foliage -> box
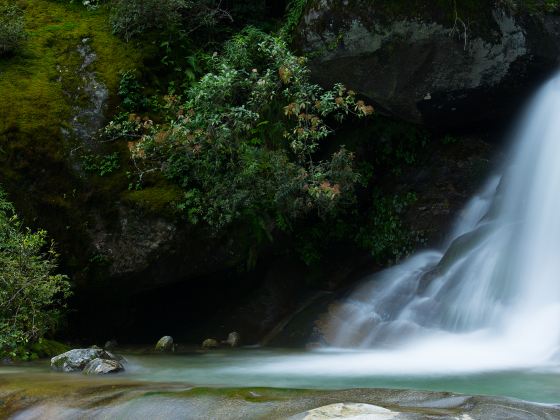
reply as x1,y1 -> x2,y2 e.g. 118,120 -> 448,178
30,338 -> 69,359
110,0 -> 231,42
281,0 -> 308,42
0,3 -> 26,57
82,152 -> 121,176
0,190 -> 71,360
356,192 -> 420,263
118,70 -> 150,111
293,191 -> 421,266
106,28 -> 372,234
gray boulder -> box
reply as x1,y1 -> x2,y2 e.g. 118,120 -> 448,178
292,403 -> 400,420
202,338 -> 219,349
104,339 -> 118,350
155,336 -> 174,352
83,358 -> 124,375
51,348 -> 119,372
224,332 -> 241,347
297,1 -> 560,128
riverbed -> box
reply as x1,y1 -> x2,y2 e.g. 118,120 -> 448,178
1,349 -> 559,419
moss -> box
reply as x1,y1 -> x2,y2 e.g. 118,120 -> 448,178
0,0 -> 146,280
0,0 -> 141,132
30,339 -> 69,358
122,185 -> 184,215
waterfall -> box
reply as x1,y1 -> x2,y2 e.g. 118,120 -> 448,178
320,75 -> 560,369
216,76 -> 560,378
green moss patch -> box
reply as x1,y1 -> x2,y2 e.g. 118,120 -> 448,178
0,0 -> 141,136
0,0 -> 144,274
122,186 -> 184,215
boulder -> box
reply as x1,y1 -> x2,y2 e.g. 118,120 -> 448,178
201,338 -> 220,349
297,1 -> 560,128
224,332 -> 241,347
83,358 -> 124,375
51,348 -> 119,372
104,339 -> 118,350
155,336 -> 174,352
292,402 -> 400,420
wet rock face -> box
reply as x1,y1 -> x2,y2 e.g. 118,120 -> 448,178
83,358 -> 124,375
297,1 -> 560,128
86,205 -> 243,291
59,37 -> 109,144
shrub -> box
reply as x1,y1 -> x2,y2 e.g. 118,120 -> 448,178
0,4 -> 26,57
110,0 -> 230,42
0,190 -> 71,360
105,28 -> 372,234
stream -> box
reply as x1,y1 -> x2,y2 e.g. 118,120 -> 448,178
1,350 -> 560,418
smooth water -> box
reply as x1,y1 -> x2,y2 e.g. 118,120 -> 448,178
127,351 -> 560,403
2,350 -> 560,404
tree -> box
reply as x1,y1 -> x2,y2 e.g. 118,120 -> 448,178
0,190 -> 71,359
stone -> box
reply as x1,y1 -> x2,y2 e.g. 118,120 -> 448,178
305,342 -> 322,350
155,336 -> 174,352
202,338 -> 219,349
297,1 -> 560,129
293,403 -> 400,420
104,339 -> 118,350
224,332 -> 241,347
51,349 -> 119,373
83,358 -> 124,375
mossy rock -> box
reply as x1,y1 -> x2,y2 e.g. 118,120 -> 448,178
122,186 -> 184,216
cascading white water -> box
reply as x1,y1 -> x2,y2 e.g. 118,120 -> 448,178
321,75 -> 560,364
239,75 -> 560,377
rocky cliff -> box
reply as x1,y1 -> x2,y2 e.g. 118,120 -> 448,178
297,0 -> 560,128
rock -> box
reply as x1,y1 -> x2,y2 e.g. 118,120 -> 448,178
104,339 -> 118,350
305,342 -> 322,350
83,358 -> 124,375
51,348 -> 119,373
224,332 -> 241,347
297,1 -> 560,128
155,336 -> 174,352
292,403 -> 400,420
202,338 -> 219,349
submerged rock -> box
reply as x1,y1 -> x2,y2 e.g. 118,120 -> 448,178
155,336 -> 174,352
51,348 -> 119,372
292,403 -> 400,420
202,338 -> 220,349
83,358 -> 124,375
224,332 -> 241,347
